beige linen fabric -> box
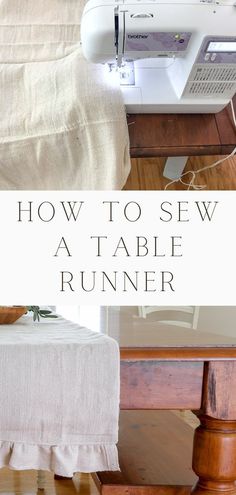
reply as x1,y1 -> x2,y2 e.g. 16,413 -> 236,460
0,0 -> 131,189
0,313 -> 120,476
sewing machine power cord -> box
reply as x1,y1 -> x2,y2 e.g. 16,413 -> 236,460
164,99 -> 236,190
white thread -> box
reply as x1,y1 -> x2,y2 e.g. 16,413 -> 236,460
165,99 -> 236,190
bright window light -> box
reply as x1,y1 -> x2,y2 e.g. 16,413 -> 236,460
56,306 -> 101,332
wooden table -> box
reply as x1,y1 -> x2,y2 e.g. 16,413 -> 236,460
94,308 -> 236,495
128,96 -> 236,178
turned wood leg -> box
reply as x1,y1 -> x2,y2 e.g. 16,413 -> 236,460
192,415 -> 236,495
37,471 -> 46,490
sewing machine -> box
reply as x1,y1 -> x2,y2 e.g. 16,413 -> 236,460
81,0 -> 236,113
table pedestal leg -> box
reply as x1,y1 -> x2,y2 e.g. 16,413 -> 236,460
163,156 -> 188,180
192,415 -> 236,495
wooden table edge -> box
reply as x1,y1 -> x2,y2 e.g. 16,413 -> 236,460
130,145 -> 223,158
120,347 -> 236,360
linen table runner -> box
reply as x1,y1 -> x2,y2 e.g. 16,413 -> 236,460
0,0 -> 131,189
0,314 -> 120,476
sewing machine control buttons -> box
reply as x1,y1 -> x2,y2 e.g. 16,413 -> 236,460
204,53 -> 210,60
211,53 -> 216,60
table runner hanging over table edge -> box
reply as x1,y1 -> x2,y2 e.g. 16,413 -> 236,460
0,313 -> 120,476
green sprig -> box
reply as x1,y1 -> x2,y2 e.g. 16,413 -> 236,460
26,306 -> 58,322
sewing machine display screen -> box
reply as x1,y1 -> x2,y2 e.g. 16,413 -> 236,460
207,42 -> 236,53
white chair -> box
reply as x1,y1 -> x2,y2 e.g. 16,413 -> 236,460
138,306 -> 200,330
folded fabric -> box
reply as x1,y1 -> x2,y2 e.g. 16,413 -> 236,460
0,313 -> 120,476
0,0 -> 131,189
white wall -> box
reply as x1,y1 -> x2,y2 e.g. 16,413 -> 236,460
197,307 -> 236,337
54,305 -> 236,338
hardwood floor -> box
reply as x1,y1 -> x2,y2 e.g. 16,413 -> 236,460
174,410 -> 199,429
124,155 -> 236,190
0,412 -> 198,494
0,469 -> 98,494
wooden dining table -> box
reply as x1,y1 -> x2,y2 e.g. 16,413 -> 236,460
93,308 -> 236,495
127,96 -> 236,179
128,96 -> 236,158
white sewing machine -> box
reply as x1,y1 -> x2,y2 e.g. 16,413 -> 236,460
81,0 -> 236,113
